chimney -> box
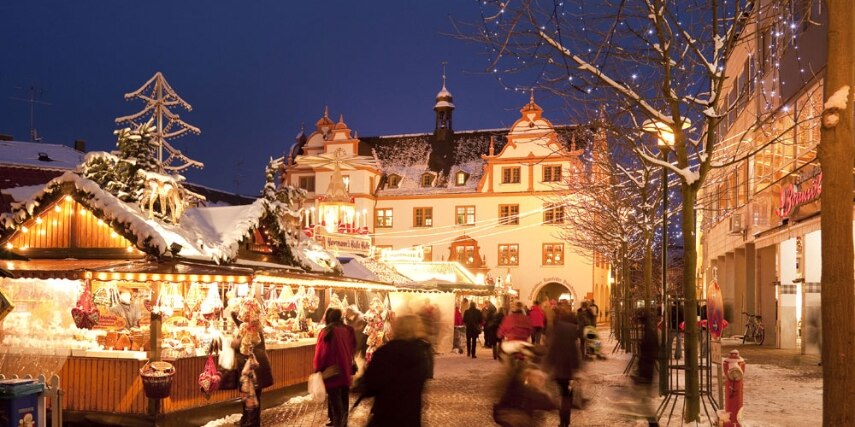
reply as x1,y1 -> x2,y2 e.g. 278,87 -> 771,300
73,139 -> 86,152
0,134 -> 13,141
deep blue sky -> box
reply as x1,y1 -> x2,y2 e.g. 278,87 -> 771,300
0,1 -> 570,195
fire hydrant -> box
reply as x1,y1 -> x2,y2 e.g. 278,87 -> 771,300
721,349 -> 746,427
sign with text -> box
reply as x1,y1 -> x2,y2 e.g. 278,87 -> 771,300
776,169 -> 822,219
317,228 -> 372,255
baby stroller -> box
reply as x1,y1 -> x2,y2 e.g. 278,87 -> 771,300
583,325 -> 607,360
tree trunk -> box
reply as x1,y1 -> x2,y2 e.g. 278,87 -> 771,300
820,2 -> 855,425
681,188 -> 700,422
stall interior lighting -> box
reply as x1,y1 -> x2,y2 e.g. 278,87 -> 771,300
90,271 -> 249,283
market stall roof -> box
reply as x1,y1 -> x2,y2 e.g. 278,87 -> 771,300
0,171 -> 342,274
254,269 -> 397,291
387,261 -> 480,285
0,259 -> 131,280
337,254 -> 413,285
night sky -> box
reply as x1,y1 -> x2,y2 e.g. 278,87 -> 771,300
0,1 -> 570,195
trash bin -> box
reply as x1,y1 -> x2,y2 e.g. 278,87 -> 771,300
0,379 -> 44,427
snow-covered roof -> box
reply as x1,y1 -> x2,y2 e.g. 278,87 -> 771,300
434,100 -> 455,109
435,84 -> 453,100
0,172 -> 340,273
0,140 -> 84,170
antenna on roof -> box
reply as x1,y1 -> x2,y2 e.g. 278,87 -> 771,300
10,85 -> 51,143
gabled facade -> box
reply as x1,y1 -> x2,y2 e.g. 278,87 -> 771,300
284,87 -> 610,312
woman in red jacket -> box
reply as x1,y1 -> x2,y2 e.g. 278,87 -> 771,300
314,308 -> 356,427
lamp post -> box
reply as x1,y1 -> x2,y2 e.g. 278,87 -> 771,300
643,118 -> 687,396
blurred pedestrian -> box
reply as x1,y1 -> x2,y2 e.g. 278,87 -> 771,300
486,305 -> 506,360
668,299 -> 684,360
498,302 -> 532,343
314,308 -> 356,427
631,308 -> 660,426
231,302 -> 274,427
463,301 -> 484,358
544,307 -> 582,427
589,299 -> 600,324
359,315 -> 432,427
528,300 -> 546,345
577,301 -> 594,358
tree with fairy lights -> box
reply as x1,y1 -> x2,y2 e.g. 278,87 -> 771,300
115,72 -> 203,172
462,0 -> 848,422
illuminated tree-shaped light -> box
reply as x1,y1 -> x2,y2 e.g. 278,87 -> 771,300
115,72 -> 203,172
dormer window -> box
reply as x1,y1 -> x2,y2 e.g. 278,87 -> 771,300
387,174 -> 401,189
421,173 -> 434,188
455,171 -> 469,186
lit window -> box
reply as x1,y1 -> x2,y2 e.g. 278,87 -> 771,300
455,171 -> 469,186
414,207 -> 433,227
342,175 -> 350,192
421,174 -> 434,187
375,208 -> 393,228
543,165 -> 562,182
499,204 -> 520,225
502,167 -> 521,184
499,244 -> 519,266
543,243 -> 564,265
455,206 -> 476,225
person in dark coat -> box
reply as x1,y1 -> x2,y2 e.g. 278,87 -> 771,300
544,307 -> 582,427
314,308 -> 356,427
230,311 -> 274,427
485,306 -> 506,360
360,315 -> 431,427
632,308 -> 661,426
463,301 -> 484,358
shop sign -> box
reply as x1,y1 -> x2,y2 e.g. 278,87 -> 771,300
379,247 -> 424,263
776,171 -> 822,219
316,228 -> 372,255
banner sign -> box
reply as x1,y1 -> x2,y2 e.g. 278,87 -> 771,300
316,228 -> 372,255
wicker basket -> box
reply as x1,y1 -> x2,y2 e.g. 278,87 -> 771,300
140,361 -> 175,399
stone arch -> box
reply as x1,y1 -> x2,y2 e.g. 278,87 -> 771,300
529,277 -> 578,306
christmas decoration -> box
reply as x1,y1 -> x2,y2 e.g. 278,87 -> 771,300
115,72 -> 203,172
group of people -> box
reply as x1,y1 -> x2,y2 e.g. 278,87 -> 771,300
313,305 -> 434,427
456,297 -> 601,360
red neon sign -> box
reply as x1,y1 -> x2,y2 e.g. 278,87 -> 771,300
776,172 -> 822,219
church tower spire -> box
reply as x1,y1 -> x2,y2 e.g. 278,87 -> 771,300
434,61 -> 454,133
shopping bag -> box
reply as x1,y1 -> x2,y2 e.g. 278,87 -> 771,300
308,372 -> 326,401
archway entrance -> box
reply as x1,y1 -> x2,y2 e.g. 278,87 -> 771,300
533,281 -> 576,306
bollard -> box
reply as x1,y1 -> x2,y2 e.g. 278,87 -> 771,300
721,349 -> 746,427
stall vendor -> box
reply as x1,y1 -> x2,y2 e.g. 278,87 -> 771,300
110,288 -> 141,329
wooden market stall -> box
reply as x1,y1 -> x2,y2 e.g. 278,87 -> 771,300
0,171 -> 364,425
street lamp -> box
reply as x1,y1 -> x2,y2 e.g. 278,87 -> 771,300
643,118 -> 690,396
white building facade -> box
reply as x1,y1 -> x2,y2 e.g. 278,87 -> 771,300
284,86 -> 610,315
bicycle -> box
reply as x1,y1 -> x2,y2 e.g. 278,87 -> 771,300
741,312 -> 765,345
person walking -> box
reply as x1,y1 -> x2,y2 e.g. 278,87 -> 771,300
589,299 -> 600,324
528,300 -> 546,345
631,308 -> 661,427
668,299 -> 684,360
544,307 -> 582,427
543,299 -> 556,341
485,306 -> 506,360
314,308 -> 356,427
463,301 -> 484,358
498,302 -> 533,343
358,315 -> 432,427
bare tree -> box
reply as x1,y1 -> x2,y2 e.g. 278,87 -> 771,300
819,1 -> 855,424
463,0 -> 760,420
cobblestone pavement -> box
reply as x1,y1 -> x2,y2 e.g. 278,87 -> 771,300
255,336 -> 654,427
223,329 -> 821,427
